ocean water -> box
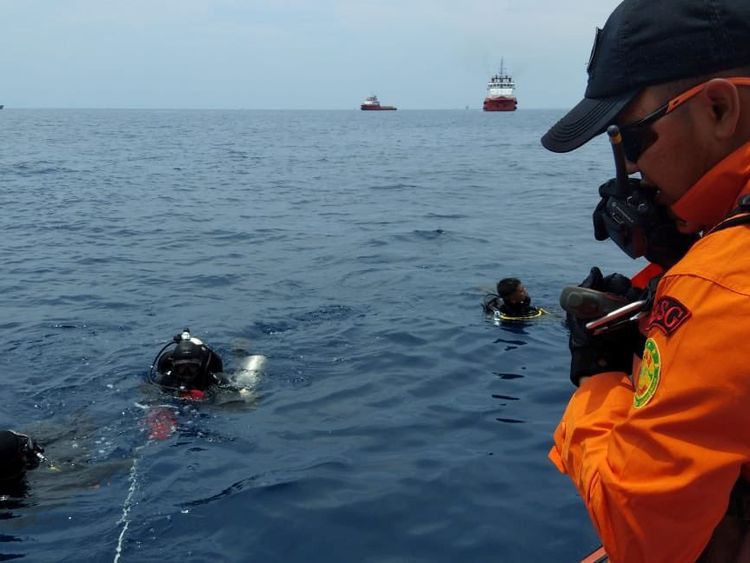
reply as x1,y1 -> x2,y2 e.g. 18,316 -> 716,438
0,109 -> 640,562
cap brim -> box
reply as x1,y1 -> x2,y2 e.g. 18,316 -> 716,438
541,90 -> 638,153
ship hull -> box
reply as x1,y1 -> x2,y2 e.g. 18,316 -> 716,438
361,105 -> 397,111
483,97 -> 517,112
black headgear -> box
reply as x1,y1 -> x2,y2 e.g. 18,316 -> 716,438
151,329 -> 225,392
172,339 -> 206,364
169,340 -> 210,384
0,431 -> 39,482
542,0 -> 750,152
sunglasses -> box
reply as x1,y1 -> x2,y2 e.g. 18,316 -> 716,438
618,76 -> 750,163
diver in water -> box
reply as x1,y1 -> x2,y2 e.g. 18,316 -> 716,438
0,430 -> 44,487
483,278 -> 540,318
150,328 -> 227,400
145,328 -> 269,439
149,328 -> 268,404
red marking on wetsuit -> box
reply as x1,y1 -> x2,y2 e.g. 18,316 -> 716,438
146,408 -> 177,441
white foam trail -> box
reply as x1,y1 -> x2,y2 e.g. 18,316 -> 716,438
113,450 -> 141,563
233,355 -> 267,398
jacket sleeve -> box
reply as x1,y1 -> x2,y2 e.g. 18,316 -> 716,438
549,274 -> 750,563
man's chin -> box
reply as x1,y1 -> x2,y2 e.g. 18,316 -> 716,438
666,206 -> 700,234
675,219 -> 701,234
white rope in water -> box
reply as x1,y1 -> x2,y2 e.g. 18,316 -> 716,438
114,403 -> 176,562
114,449 -> 141,563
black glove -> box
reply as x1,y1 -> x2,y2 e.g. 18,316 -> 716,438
567,267 -> 644,386
577,265 -> 639,300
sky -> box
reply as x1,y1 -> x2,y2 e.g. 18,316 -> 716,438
0,0 -> 624,110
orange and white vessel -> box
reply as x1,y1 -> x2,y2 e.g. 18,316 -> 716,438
360,95 -> 397,111
483,60 -> 517,112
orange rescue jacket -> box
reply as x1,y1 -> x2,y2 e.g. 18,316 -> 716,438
550,142 -> 750,562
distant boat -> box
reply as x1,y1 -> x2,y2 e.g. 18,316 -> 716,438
361,95 -> 397,111
0,105 -> 4,110
483,59 -> 517,112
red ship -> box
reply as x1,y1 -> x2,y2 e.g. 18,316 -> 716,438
361,95 -> 397,111
483,60 -> 517,112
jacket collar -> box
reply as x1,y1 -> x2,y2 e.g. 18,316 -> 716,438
670,142 -> 750,231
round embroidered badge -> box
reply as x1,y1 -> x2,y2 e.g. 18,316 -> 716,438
634,338 -> 661,408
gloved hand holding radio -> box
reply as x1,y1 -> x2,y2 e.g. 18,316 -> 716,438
592,177 -> 697,268
593,177 -> 647,243
566,267 -> 644,386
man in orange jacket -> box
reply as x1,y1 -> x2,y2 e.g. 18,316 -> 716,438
541,0 -> 750,561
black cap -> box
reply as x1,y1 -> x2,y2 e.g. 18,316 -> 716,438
542,0 -> 750,153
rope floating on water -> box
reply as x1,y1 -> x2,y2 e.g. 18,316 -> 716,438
113,451 -> 140,563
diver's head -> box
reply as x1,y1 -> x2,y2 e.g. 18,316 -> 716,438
0,431 -> 40,482
497,278 -> 529,306
152,329 -> 224,393
170,339 -> 210,386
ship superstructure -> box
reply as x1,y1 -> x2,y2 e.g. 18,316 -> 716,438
483,60 -> 517,112
361,95 -> 397,111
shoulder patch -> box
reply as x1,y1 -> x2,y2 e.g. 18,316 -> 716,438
634,338 -> 661,408
648,296 -> 691,336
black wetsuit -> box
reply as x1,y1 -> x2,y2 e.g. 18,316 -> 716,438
485,296 -> 538,317
500,296 -> 538,317
0,430 -> 40,488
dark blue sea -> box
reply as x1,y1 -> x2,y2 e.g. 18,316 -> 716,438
0,109 -> 640,562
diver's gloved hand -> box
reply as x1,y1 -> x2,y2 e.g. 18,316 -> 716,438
567,267 -> 643,386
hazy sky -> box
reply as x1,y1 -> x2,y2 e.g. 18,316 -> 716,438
1,0 -> 623,110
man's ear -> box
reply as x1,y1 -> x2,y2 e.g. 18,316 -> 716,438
701,78 -> 742,139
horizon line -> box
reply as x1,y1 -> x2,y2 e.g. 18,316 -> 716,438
0,106 -> 568,112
